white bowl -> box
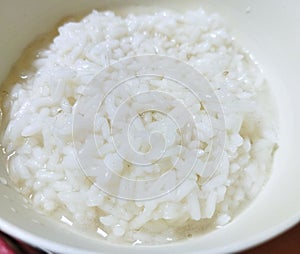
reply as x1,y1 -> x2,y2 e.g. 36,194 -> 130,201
0,0 -> 299,253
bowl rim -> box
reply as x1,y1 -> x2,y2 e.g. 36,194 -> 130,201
0,213 -> 299,253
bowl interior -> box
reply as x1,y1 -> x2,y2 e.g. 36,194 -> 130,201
0,0 -> 300,253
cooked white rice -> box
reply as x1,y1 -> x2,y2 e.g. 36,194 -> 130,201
0,8 -> 277,244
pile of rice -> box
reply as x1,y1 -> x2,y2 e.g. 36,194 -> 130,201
0,9 -> 277,244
